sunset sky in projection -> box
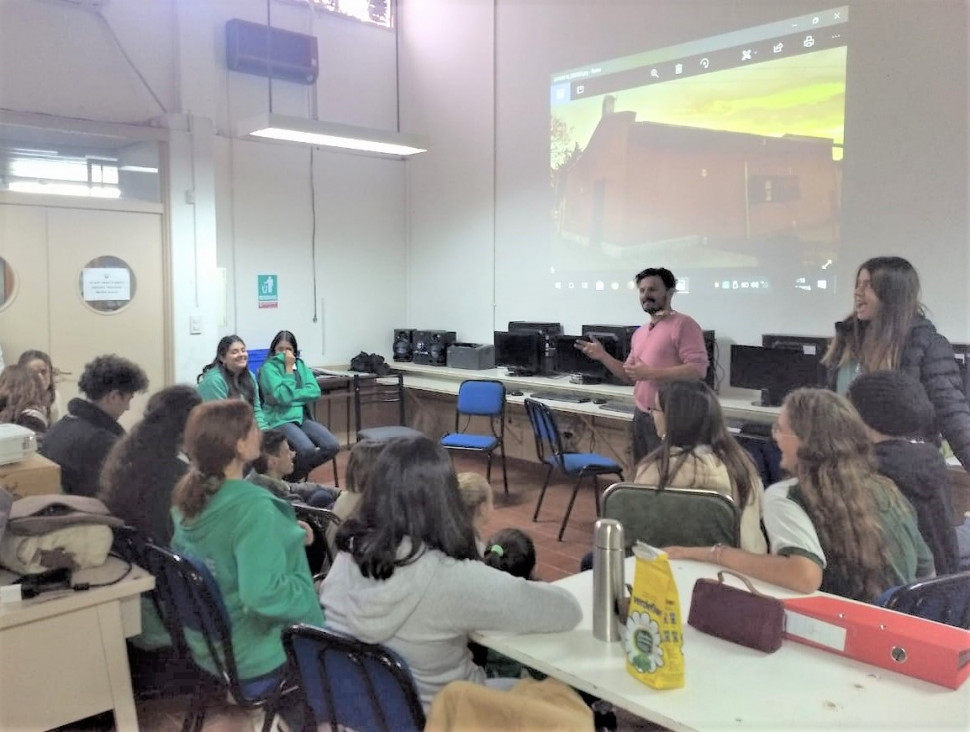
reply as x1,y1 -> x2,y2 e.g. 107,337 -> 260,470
552,46 -> 847,165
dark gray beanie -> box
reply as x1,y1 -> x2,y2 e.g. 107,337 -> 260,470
846,370 -> 934,438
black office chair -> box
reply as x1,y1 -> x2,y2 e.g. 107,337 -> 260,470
292,503 -> 342,581
142,544 -> 290,732
601,482 -> 741,550
440,379 -> 509,494
282,623 -> 426,732
524,398 -> 624,541
882,570 -> 970,630
353,372 -> 423,443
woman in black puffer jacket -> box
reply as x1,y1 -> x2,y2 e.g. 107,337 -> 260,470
823,256 -> 970,473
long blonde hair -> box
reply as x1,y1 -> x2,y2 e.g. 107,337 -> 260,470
784,388 -> 898,601
823,257 -> 923,372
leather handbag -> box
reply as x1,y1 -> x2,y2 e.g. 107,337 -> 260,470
688,570 -> 785,653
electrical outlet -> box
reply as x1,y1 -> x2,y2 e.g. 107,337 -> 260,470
189,315 -> 202,334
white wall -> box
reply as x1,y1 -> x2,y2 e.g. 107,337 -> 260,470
1,0 -> 410,381
401,0 -> 970,357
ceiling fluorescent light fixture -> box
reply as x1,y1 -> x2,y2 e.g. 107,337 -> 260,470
238,113 -> 428,157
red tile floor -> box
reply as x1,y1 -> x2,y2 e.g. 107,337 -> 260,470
66,451 -> 663,731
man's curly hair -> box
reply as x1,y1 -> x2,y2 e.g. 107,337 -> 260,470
78,354 -> 149,401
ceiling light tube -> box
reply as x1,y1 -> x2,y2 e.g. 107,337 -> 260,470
237,113 -> 428,158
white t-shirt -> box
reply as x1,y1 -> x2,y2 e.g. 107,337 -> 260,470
762,478 -> 826,568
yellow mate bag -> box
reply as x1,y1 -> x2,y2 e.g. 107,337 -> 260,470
623,543 -> 685,689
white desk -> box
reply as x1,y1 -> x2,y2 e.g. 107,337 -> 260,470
473,559 -> 970,732
0,558 -> 155,731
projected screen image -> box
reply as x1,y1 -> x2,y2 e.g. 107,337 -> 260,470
550,6 -> 848,296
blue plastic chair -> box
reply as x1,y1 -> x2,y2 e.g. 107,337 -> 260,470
524,397 -> 624,541
282,623 -> 426,732
440,379 -> 509,494
143,544 -> 289,732
881,570 -> 970,629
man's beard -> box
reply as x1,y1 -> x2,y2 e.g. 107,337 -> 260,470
642,299 -> 666,314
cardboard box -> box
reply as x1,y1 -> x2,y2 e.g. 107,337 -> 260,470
0,453 -> 62,498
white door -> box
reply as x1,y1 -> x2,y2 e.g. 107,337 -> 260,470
0,196 -> 167,428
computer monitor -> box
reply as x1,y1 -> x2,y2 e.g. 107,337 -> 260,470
580,324 -> 637,361
494,331 -> 542,376
508,321 -> 563,336
761,333 -> 831,357
730,345 -> 826,407
555,334 -> 619,383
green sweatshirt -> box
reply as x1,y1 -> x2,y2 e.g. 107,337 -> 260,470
197,367 -> 268,429
258,353 -> 322,429
171,479 -> 324,680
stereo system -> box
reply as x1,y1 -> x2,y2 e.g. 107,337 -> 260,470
392,329 -> 414,362
412,330 -> 456,366
448,343 -> 495,370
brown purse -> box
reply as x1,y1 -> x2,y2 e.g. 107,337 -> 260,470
687,570 -> 785,653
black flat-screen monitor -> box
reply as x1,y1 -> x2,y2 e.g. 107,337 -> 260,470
508,321 -> 563,337
761,333 -> 831,357
555,334 -> 620,382
494,331 -> 542,376
581,324 -> 637,361
730,345 -> 826,407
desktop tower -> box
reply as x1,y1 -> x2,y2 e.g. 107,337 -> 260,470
412,330 -> 456,366
392,329 -> 414,362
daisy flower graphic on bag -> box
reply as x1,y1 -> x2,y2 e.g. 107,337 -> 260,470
624,611 -> 665,673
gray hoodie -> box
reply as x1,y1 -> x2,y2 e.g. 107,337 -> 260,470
319,544 -> 582,709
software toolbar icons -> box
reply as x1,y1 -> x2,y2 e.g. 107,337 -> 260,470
803,35 -> 815,48
700,57 -> 710,69
674,63 -> 683,75
650,68 -> 659,79
773,42 -> 784,53
741,48 -> 752,61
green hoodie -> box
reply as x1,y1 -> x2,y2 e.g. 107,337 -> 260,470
171,479 -> 324,680
258,353 -> 322,429
197,367 -> 268,430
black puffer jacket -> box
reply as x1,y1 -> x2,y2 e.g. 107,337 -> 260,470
874,439 -> 958,575
899,317 -> 970,473
830,316 -> 970,473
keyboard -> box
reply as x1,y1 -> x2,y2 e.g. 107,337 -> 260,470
529,390 -> 591,404
598,402 -> 636,415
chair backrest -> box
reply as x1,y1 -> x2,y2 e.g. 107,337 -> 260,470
882,571 -> 970,629
354,373 -> 406,430
524,398 -> 565,464
601,482 -> 741,549
292,503 -> 342,578
455,379 -> 505,436
142,543 -> 246,695
283,623 -> 426,732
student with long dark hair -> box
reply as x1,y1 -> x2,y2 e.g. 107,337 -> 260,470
172,400 -> 323,682
99,384 -> 202,545
667,389 -> 934,602
635,380 -> 766,553
0,365 -> 49,438
197,335 -> 267,429
320,435 -> 581,710
17,349 -> 61,422
258,330 -> 339,479
823,256 -> 970,472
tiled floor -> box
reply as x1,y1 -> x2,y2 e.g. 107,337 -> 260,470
71,451 -> 659,731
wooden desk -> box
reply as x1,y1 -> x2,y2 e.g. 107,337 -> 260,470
0,558 -> 155,731
473,559 -> 970,731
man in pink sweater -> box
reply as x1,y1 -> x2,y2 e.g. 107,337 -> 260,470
579,267 -> 709,463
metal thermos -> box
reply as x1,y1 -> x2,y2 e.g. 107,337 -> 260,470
592,518 -> 625,642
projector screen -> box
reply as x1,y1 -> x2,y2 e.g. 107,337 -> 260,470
549,5 -> 848,298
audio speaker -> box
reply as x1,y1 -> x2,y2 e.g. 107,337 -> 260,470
413,330 -> 456,366
392,329 -> 414,362
226,19 -> 319,85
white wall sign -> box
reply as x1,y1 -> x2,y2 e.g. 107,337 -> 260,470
82,267 -> 131,301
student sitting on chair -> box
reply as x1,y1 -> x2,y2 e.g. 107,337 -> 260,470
327,439 -> 385,557
667,388 -> 935,603
320,435 -> 581,711
197,335 -> 267,429
0,365 -> 50,441
847,370 -> 960,575
635,380 -> 767,554
172,400 -> 323,682
249,428 -> 338,508
258,330 -> 340,480
17,349 -> 63,423
41,354 -> 149,497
